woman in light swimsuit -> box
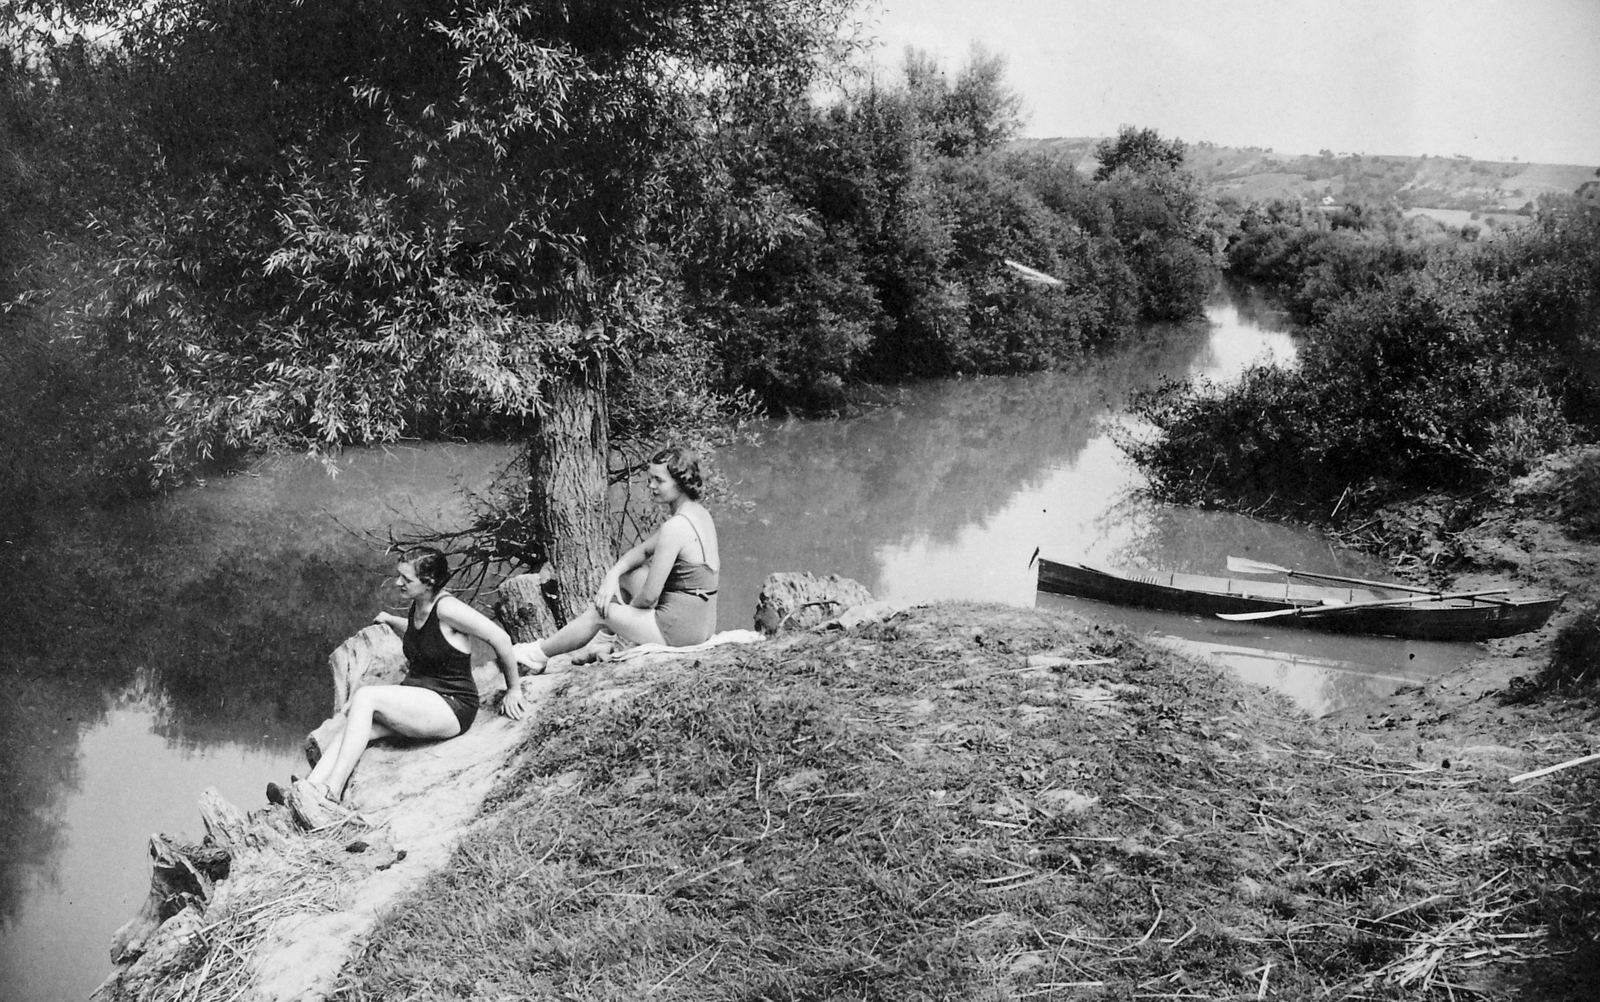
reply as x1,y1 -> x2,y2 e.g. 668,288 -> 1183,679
522,445 -> 720,667
274,548 -> 528,818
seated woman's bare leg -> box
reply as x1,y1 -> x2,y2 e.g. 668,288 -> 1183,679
598,603 -> 668,646
536,601 -> 668,659
307,685 -> 462,800
306,713 -> 391,771
535,605 -> 608,658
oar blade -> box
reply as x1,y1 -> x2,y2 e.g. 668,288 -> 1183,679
1217,607 -> 1303,622
1227,556 -> 1291,575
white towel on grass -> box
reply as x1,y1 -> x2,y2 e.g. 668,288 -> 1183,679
606,629 -> 766,661
512,629 -> 764,670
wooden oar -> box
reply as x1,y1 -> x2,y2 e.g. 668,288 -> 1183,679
1226,556 -> 1514,605
1510,751 -> 1600,784
1228,556 -> 1442,595
1217,587 -> 1510,622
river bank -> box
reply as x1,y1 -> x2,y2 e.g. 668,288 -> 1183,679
8,289 -> 1389,1001
98,518 -> 1599,1000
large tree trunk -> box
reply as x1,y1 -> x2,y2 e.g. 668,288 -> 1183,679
527,361 -> 612,626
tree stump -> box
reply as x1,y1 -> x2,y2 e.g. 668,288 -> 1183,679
306,625 -> 408,766
753,572 -> 875,635
328,625 -> 409,713
201,787 -> 287,854
106,832 -> 230,965
96,905 -> 208,1001
495,571 -> 560,643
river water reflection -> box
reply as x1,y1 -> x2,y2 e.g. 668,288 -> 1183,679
715,288 -> 1469,715
0,286 -> 1480,999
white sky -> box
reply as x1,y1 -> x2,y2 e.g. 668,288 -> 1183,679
864,0 -> 1600,164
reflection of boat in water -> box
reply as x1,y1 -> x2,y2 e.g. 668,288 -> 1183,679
1036,558 -> 1562,642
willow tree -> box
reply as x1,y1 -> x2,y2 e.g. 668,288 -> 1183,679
7,0 -> 856,621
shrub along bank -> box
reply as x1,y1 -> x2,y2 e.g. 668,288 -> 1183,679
325,605 -> 1597,1001
1124,190 -> 1600,522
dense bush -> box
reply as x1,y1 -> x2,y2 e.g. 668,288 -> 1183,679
1226,200 -> 1437,322
693,92 -> 1219,403
1126,194 -> 1600,513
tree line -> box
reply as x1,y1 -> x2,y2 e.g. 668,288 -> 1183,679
1,1 -> 1217,624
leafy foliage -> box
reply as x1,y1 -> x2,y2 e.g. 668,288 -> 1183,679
1225,199 -> 1435,323
692,57 -> 1217,402
5,0 -> 858,476
0,41 -> 166,538
1125,194 -> 1600,514
3,8 -> 1222,516
1093,125 -> 1186,182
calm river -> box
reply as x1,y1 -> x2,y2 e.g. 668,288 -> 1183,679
0,285 -> 1482,999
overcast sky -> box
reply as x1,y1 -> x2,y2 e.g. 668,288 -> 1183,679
864,0 -> 1600,165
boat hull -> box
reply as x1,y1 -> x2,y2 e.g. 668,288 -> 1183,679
1037,559 -> 1562,642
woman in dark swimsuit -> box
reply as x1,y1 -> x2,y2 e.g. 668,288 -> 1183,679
521,445 -> 720,668
293,549 -> 527,812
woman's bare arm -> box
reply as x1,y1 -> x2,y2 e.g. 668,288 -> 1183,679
594,532 -> 658,609
627,517 -> 687,609
435,596 -> 527,720
373,611 -> 407,636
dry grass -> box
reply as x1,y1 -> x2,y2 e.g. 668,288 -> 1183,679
129,813 -> 376,1002
325,603 -> 1598,1001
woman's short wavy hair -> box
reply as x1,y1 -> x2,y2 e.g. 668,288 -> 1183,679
650,444 -> 703,501
403,548 -> 455,591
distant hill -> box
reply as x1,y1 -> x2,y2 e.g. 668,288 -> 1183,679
1009,137 -> 1599,216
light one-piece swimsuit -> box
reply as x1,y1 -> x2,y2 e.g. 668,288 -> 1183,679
653,515 -> 719,646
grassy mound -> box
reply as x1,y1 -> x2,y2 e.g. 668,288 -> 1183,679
1544,603 -> 1600,691
1545,448 -> 1600,541
331,605 -> 1597,1000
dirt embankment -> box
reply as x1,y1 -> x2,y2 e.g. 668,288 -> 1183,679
1315,479 -> 1600,998
1329,453 -> 1600,745
331,602 -> 1595,1001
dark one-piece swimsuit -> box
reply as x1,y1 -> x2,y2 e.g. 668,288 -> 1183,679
401,599 -> 479,734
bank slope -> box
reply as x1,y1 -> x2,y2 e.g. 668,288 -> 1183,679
333,604 -> 1596,1001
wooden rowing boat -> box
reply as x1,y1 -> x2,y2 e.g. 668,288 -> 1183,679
1036,558 -> 1562,641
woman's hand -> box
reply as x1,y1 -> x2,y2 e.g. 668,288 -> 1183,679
499,684 -> 529,721
591,573 -> 623,613
373,611 -> 401,630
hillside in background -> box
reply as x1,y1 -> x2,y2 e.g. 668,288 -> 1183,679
1012,137 -> 1599,219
